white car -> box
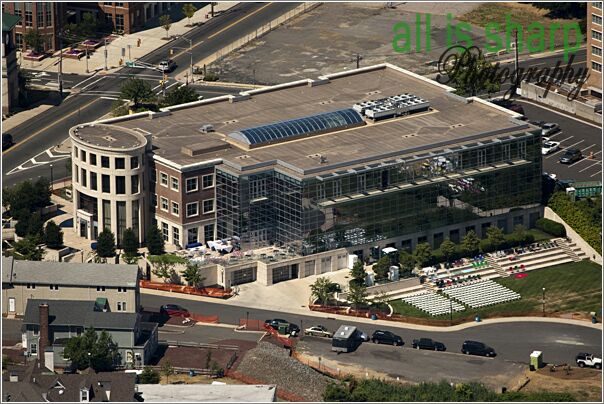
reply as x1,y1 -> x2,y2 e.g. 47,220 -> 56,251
541,123 -> 560,136
304,325 -> 333,338
541,140 -> 561,155
576,353 -> 602,369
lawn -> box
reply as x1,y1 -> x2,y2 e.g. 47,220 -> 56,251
390,260 -> 602,321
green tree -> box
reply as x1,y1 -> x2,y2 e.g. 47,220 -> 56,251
347,282 -> 367,310
461,230 -> 480,256
160,85 -> 200,107
372,291 -> 390,311
119,78 -> 154,108
44,221 -> 64,249
449,49 -> 501,97
486,226 -> 506,249
149,254 -> 186,283
13,236 -> 43,261
26,213 -> 44,241
63,328 -> 119,372
159,14 -> 172,39
146,226 -> 165,256
23,29 -> 44,53
96,228 -> 116,258
372,256 -> 390,280
398,251 -> 415,277
413,243 -> 432,268
139,366 -> 160,384
440,238 -> 456,262
182,3 -> 197,26
310,276 -> 333,305
3,178 -> 50,216
121,228 -> 138,256
160,360 -> 175,383
349,260 -> 366,286
182,261 -> 205,289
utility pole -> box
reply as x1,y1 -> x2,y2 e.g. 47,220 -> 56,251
104,38 -> 108,71
352,53 -> 363,69
58,32 -> 63,98
188,38 -> 193,84
211,2 -> 215,17
127,44 -> 131,60
513,28 -> 519,96
85,47 -> 89,73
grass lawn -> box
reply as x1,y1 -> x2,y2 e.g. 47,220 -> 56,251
526,228 -> 552,242
390,260 -> 602,321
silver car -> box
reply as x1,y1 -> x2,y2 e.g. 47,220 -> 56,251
541,123 -> 560,136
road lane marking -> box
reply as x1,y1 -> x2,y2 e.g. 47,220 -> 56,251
2,97 -> 101,156
80,76 -> 105,91
554,339 -> 586,346
207,3 -> 273,40
165,82 -> 179,91
579,161 -> 603,172
73,74 -> 99,88
100,96 -> 119,100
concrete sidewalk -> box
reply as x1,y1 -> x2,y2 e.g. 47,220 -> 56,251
19,2 -> 238,76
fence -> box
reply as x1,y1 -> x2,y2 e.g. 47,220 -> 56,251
139,280 -> 233,299
238,318 -> 265,331
159,340 -> 239,351
199,2 -> 323,70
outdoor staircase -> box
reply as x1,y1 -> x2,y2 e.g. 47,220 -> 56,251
422,282 -> 438,293
485,255 -> 508,277
558,239 -> 586,262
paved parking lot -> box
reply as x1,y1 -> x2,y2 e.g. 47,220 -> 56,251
517,100 -> 602,181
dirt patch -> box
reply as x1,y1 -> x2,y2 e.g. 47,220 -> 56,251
160,373 -> 242,385
155,339 -> 256,372
509,367 -> 602,402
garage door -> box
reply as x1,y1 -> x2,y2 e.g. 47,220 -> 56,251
231,267 -> 256,285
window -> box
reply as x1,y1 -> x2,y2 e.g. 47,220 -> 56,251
80,388 -> 89,403
202,174 -> 214,189
117,287 -> 126,293
15,33 -> 22,49
172,227 -> 180,245
115,13 -> 124,31
186,177 -> 198,193
317,184 -> 325,200
90,153 -> 97,166
204,224 -> 214,242
25,5 -> 32,27
357,174 -> 366,192
593,61 -> 602,72
117,302 -> 126,312
249,178 -> 266,198
80,150 -> 86,162
151,193 -> 157,208
594,2 -> 603,9
593,29 -> 603,41
26,283 -> 36,289
96,286 -> 106,291
102,174 -> 110,193
81,168 -> 87,187
131,175 -> 139,194
162,222 -> 169,241
202,199 -> 215,214
115,2 -> 124,6
170,176 -> 179,191
592,45 -> 602,57
171,201 -> 179,216
30,343 -> 37,355
187,228 -> 198,244
45,5 -> 52,26
186,202 -> 198,217
101,156 -> 110,168
160,172 -> 168,187
37,3 -> 44,27
116,176 -> 126,194
115,157 -> 125,169
130,156 -> 139,169
32,327 -> 39,336
592,14 -> 602,25
333,179 -> 342,197
14,3 -> 22,25
49,285 -> 59,290
151,169 -> 157,183
160,197 -> 168,212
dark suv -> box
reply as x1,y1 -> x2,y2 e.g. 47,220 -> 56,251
412,338 -> 446,351
371,330 -> 403,346
559,149 -> 582,164
461,340 -> 496,357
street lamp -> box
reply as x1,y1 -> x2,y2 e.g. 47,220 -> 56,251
542,287 -> 546,316
246,311 -> 249,328
49,164 -> 54,191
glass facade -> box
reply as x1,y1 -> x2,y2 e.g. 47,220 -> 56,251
218,131 -> 542,255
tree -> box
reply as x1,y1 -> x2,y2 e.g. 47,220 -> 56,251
159,15 -> 172,39
13,236 -> 43,261
372,291 -> 390,311
161,360 -> 175,383
182,3 -> 197,26
26,213 -> 44,241
486,226 -> 506,249
63,328 -> 119,372
372,256 -> 390,280
160,85 -> 200,107
440,238 -> 456,262
349,260 -> 366,286
347,282 -> 367,310
96,228 -> 116,258
121,228 -> 138,256
310,277 -> 333,305
532,2 -> 586,18
139,367 -> 160,384
182,261 -> 205,289
461,230 -> 480,256
146,226 -> 165,256
23,29 -> 44,53
3,178 -> 50,216
398,251 -> 415,277
119,78 -> 154,108
413,243 -> 432,268
448,48 -> 501,97
149,254 -> 186,283
44,221 -> 64,249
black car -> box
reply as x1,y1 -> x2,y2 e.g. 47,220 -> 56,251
559,149 -> 582,164
264,319 -> 299,336
461,340 -> 496,357
412,338 -> 446,351
371,330 -> 403,346
2,133 -> 14,151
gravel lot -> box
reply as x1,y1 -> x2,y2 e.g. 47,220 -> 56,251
235,341 -> 332,401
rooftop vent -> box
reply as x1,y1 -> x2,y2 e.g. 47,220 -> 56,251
102,135 -> 116,142
353,93 -> 430,120
199,124 -> 215,133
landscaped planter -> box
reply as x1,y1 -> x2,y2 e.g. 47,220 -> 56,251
77,39 -> 101,51
64,49 -> 84,60
23,52 -> 46,61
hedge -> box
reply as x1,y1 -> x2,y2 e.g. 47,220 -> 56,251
535,218 -> 566,238
547,192 -> 601,254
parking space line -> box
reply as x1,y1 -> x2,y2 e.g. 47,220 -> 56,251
590,170 -> 601,178
579,161 -> 602,172
546,139 -> 584,159
546,131 -> 563,139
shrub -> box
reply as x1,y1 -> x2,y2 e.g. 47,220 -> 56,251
44,221 -> 64,249
96,228 -> 116,258
548,192 -> 601,254
535,218 -> 566,237
139,367 -> 160,384
146,226 -> 165,256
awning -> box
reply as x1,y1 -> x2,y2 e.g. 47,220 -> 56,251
95,297 -> 108,310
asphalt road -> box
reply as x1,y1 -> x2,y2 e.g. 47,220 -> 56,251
2,2 -> 301,188
139,293 -> 602,365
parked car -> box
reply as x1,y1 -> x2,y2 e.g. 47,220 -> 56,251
508,104 -> 525,115
160,304 -> 190,317
305,325 -> 333,338
412,338 -> 446,351
530,120 -> 546,128
371,330 -> 403,346
355,329 -> 370,342
559,149 -> 582,164
576,353 -> 602,369
265,319 -> 299,336
541,123 -> 560,136
264,318 -> 289,329
2,133 -> 13,151
541,140 -> 561,155
461,340 -> 496,357
158,59 -> 176,72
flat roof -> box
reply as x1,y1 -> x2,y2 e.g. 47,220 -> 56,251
136,384 -> 277,402
70,123 -> 147,151
100,64 -> 529,178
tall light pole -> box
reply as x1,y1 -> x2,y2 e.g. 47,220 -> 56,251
104,38 -> 108,71
542,287 -> 546,316
49,164 -> 54,191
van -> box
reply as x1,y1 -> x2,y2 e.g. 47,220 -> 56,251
461,340 -> 496,357
332,325 -> 358,353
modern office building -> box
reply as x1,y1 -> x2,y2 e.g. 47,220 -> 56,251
70,63 -> 543,285
587,1 -> 603,93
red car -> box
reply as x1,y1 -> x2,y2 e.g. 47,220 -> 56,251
160,304 -> 190,317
